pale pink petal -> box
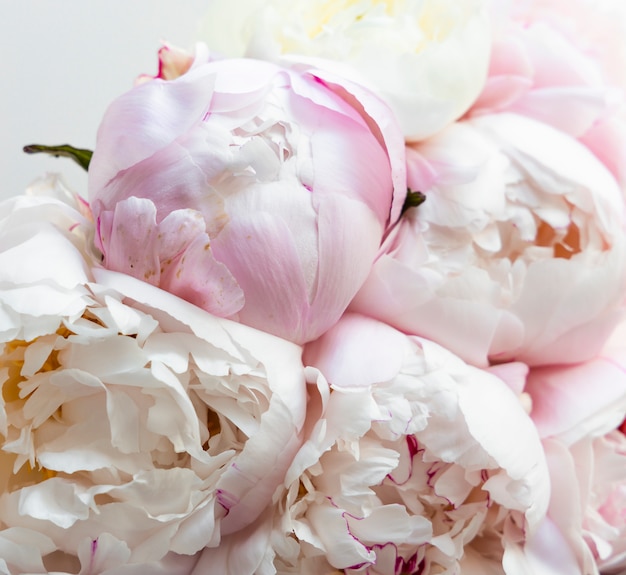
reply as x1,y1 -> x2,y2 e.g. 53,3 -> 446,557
526,318 -> 626,442
89,70 -> 216,192
510,87 -> 616,138
487,362 -> 529,396
303,313 -> 410,388
580,116 -> 626,188
210,211 -> 310,340
300,65 -> 407,224
161,233 -> 244,318
470,75 -> 534,116
506,517 -> 583,575
97,197 -> 161,284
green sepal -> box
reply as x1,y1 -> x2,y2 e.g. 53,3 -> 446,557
23,144 -> 93,171
402,188 -> 426,214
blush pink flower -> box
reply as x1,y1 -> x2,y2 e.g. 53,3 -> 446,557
210,313 -> 549,574
88,56 -> 405,345
351,112 -> 626,367
469,0 -> 626,189
523,319 -> 626,575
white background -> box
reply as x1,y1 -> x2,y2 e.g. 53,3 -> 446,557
1,1 -> 208,200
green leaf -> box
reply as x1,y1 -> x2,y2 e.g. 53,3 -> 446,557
23,143 -> 93,171
402,188 -> 426,214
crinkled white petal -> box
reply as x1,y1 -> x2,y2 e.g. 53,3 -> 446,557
0,527 -> 56,574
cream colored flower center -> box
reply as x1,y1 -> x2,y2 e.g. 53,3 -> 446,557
5,460 -> 56,492
417,0 -> 459,42
1,340 -> 29,404
1,335 -> 67,492
291,434 -> 517,571
301,0 -> 464,45
305,0 -> 397,38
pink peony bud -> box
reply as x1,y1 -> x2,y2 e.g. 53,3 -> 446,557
88,56 -> 405,345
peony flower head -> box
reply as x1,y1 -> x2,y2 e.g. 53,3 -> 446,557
469,0 -> 626,190
351,112 -> 626,367
216,313 -> 549,574
199,0 -> 492,141
523,319 -> 626,575
0,179 -> 308,573
88,56 -> 405,346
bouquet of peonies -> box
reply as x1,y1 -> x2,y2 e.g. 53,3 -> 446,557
3,0 -> 626,573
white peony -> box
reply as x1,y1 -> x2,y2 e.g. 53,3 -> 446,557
351,112 -> 626,367
199,0 -> 492,141
0,176 -> 308,573
190,313 -> 550,574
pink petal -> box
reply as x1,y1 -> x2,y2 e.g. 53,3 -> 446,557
99,197 -> 161,285
210,211 -> 310,342
90,70 -> 216,193
526,334 -> 626,441
470,76 -> 534,115
511,87 -> 614,138
303,313 -> 410,388
161,233 -> 244,318
305,65 -> 407,225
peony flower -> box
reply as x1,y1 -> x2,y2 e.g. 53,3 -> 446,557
0,178 -> 308,572
469,0 -> 626,189
196,313 -> 549,574
88,56 -> 405,346
198,0 -> 492,141
350,112 -> 626,367
523,319 -> 626,575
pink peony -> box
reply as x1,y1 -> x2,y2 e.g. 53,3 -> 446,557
469,0 -> 626,189
350,112 -> 626,367
524,319 -> 626,575
88,55 -> 405,345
